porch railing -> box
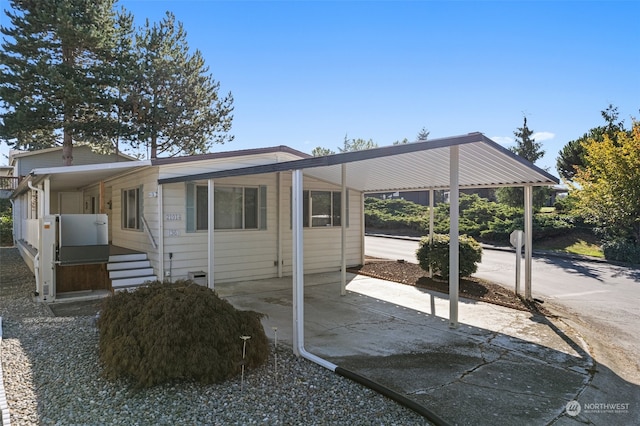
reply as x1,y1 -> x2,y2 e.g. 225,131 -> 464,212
0,176 -> 19,190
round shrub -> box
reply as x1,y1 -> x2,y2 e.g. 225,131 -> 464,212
97,280 -> 269,388
602,239 -> 640,264
416,234 -> 482,279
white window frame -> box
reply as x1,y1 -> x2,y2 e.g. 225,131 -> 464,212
122,186 -> 142,230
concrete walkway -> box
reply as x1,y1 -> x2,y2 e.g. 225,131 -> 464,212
215,272 -> 628,425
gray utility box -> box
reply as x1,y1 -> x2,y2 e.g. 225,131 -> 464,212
188,271 -> 207,286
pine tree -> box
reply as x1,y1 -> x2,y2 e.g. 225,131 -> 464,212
132,12 -> 234,158
496,116 -> 549,208
338,134 -> 377,152
0,0 -> 121,165
416,127 -> 430,141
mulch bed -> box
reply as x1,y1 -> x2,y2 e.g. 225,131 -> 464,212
347,259 -> 549,314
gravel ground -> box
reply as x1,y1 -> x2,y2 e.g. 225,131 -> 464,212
0,248 -> 428,425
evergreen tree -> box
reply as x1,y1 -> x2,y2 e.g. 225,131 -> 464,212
496,116 -> 549,208
0,0 -> 121,165
311,147 -> 335,156
132,12 -> 234,158
94,8 -> 139,157
416,127 -> 430,141
556,105 -> 629,181
338,134 -> 377,152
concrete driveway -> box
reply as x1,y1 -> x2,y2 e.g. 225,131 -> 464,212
214,272 -> 637,425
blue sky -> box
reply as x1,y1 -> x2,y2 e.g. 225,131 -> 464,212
2,0 -> 639,178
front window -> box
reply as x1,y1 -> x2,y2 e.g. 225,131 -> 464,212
122,187 -> 142,230
188,183 -> 266,231
294,190 -> 347,228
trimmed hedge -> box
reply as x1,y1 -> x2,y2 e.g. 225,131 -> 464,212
365,194 -> 581,244
416,234 -> 482,279
97,280 -> 269,388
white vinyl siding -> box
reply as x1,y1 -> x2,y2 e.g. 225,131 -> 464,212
109,168 -> 160,272
282,174 -> 362,275
132,171 -> 362,285
164,175 -> 279,283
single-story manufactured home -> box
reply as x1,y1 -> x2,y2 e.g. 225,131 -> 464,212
7,132 -> 558,330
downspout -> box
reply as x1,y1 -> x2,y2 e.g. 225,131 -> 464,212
291,169 -> 448,425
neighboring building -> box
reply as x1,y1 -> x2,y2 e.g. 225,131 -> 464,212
9,145 -> 135,178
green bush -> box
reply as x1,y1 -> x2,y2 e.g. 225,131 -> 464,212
602,239 -> 640,264
0,199 -> 12,246
364,197 -> 429,232
97,280 -> 269,388
366,193 -> 586,245
416,234 -> 482,279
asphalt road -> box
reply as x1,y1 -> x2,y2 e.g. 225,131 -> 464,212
365,235 -> 640,386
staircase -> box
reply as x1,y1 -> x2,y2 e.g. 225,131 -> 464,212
107,252 -> 157,291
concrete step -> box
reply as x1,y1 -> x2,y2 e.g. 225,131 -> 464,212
108,253 -> 148,263
107,260 -> 151,271
111,275 -> 157,289
109,268 -> 155,279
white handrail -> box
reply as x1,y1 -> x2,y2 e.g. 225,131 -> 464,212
141,215 -> 157,249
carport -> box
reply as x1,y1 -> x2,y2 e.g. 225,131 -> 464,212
159,132 -> 558,367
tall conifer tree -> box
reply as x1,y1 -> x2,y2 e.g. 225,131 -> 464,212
132,12 -> 234,158
496,116 -> 549,208
0,0 -> 121,165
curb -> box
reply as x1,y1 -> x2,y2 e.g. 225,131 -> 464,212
365,233 -> 611,264
0,317 -> 11,426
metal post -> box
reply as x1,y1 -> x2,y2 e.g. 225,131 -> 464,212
449,146 -> 460,328
515,231 -> 522,295
341,164 -> 347,295
429,188 -> 434,278
277,172 -> 283,278
208,179 -> 215,290
524,185 -> 533,300
158,184 -> 164,279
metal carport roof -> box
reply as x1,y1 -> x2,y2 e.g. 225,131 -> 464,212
157,131 -> 559,362
158,132 -> 558,190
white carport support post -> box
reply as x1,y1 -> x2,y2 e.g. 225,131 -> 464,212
207,179 -> 215,290
292,169 -> 305,357
341,164 -> 347,295
429,188 -> 434,278
524,185 -> 533,300
158,184 -> 164,278
449,146 -> 460,328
